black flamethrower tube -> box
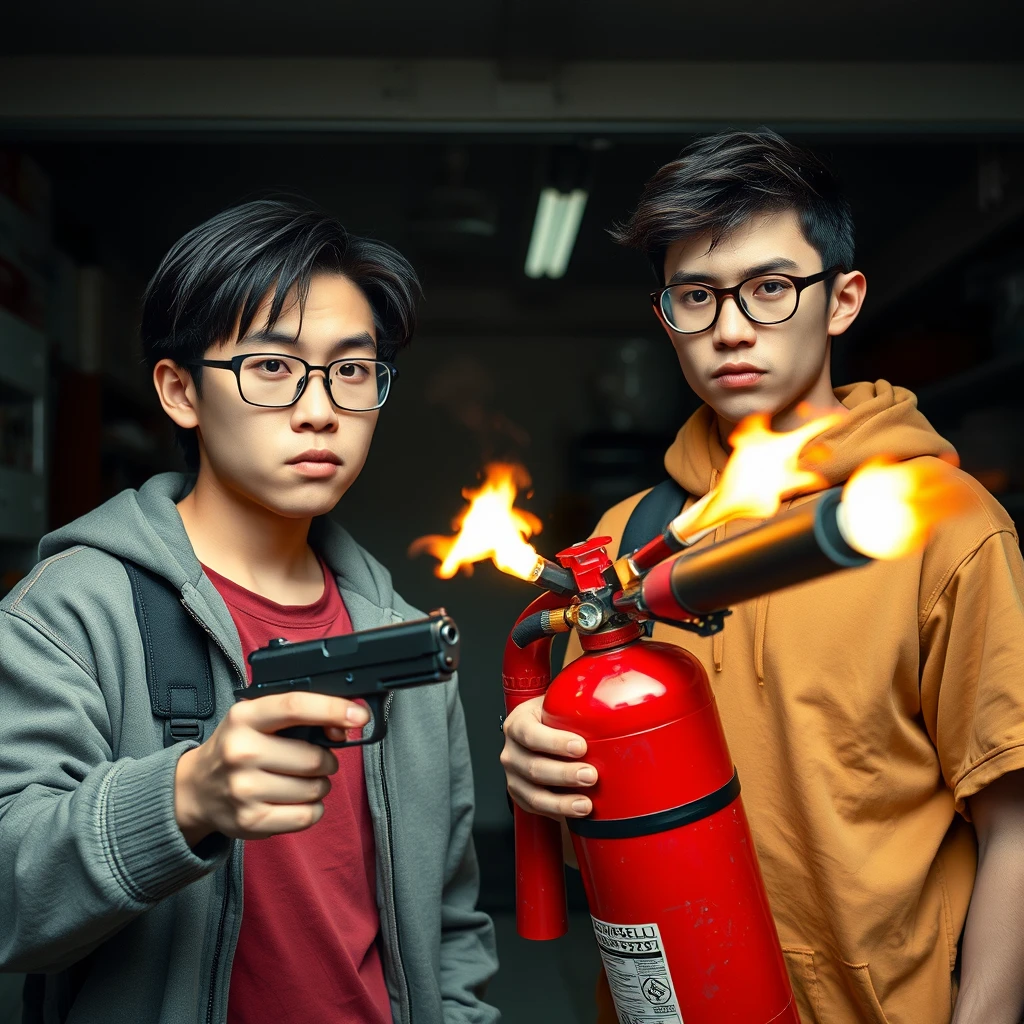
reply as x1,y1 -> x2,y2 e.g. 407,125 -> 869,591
621,488 -> 870,624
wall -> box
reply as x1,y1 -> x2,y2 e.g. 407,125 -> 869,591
333,332 -> 688,826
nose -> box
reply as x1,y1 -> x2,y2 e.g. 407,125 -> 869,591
712,295 -> 757,350
290,369 -> 339,431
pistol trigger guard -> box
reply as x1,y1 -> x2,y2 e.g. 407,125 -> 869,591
320,692 -> 389,749
359,693 -> 388,745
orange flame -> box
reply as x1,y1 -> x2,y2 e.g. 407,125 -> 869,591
408,462 -> 543,580
671,408 -> 845,542
838,457 -> 971,559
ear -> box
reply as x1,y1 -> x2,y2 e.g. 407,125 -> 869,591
827,271 -> 867,338
153,359 -> 199,430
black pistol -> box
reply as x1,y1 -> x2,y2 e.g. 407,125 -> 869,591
234,610 -> 460,748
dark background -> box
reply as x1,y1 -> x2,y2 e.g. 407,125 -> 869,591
2,4 -> 1023,1020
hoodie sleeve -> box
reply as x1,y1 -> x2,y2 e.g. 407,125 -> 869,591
438,678 -> 500,1022
0,605 -> 228,973
920,527 -> 1024,818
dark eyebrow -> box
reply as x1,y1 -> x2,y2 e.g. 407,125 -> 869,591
665,258 -> 802,288
238,330 -> 378,357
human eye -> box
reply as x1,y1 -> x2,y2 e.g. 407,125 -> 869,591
752,277 -> 793,299
680,286 -> 712,307
334,360 -> 372,381
250,356 -> 295,376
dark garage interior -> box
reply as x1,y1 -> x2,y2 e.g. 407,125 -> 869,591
2,3 -> 1024,1021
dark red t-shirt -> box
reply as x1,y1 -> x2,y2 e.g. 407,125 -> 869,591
203,561 -> 392,1024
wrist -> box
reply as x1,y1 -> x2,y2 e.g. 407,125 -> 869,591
174,747 -> 212,848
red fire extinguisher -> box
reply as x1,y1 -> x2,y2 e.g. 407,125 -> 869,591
503,489 -> 870,1024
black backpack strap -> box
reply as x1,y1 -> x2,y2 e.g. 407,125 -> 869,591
122,560 -> 215,747
619,478 -> 688,560
620,479 -> 689,636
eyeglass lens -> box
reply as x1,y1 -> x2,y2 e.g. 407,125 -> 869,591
237,355 -> 390,409
660,275 -> 800,332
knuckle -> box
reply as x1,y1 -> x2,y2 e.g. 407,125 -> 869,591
224,703 -> 249,730
300,803 -> 323,829
534,794 -> 559,817
227,773 -> 255,803
220,734 -> 251,767
279,691 -> 304,718
237,805 -> 264,833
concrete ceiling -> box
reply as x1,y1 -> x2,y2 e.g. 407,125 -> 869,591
4,0 -> 1024,61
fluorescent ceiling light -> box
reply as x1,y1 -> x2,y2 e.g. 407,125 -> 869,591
524,187 -> 588,279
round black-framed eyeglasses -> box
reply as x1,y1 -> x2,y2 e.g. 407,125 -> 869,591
651,266 -> 842,335
185,353 -> 398,411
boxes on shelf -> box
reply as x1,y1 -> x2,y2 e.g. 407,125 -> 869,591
47,249 -> 80,369
78,265 -> 150,394
0,398 -> 36,472
0,150 -> 51,228
0,159 -> 50,332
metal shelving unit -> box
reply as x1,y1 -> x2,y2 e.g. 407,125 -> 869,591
0,306 -> 48,542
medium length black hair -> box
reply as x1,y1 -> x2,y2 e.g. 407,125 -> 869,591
141,198 -> 421,469
613,129 -> 854,283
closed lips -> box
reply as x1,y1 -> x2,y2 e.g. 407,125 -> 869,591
289,451 -> 341,464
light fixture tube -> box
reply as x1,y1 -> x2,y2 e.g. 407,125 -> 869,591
524,187 -> 563,279
545,189 -> 587,279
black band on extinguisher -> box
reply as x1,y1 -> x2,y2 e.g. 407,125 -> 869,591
566,770 -> 741,839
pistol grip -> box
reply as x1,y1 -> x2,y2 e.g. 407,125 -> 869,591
277,693 -> 389,748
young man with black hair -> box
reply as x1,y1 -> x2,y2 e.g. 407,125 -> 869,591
501,131 -> 1024,1024
0,200 -> 498,1024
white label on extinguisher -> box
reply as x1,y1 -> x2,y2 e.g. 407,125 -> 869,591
591,916 -> 683,1023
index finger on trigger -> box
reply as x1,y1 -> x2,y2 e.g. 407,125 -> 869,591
246,690 -> 370,734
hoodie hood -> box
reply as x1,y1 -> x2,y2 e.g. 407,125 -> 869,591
38,472 -> 397,612
664,380 -> 958,499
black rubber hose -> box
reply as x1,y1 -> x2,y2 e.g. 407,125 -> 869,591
511,610 -> 562,649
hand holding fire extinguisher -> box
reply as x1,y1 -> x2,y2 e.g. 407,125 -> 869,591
500,697 -> 596,822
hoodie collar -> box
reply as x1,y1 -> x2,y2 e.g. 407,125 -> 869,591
39,472 -> 397,615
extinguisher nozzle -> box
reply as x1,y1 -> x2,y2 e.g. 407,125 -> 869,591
534,560 -> 578,596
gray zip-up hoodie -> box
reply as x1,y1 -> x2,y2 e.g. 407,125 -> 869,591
0,473 -> 499,1024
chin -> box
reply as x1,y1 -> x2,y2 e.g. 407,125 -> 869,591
709,393 -> 778,424
258,480 -> 351,519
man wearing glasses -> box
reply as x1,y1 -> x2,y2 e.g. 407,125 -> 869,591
0,200 -> 498,1023
501,131 -> 1024,1024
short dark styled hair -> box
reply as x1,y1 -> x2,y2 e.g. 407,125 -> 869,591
141,198 -> 421,469
613,129 -> 854,283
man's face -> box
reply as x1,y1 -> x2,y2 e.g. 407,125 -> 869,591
190,273 -> 381,519
660,209 -> 838,429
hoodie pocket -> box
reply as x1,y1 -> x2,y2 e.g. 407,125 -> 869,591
841,961 -> 891,1024
782,947 -> 820,1023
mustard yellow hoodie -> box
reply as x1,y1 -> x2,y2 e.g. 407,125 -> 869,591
581,381 -> 1024,1024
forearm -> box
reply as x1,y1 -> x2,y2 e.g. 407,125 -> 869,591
952,828 -> 1024,1024
0,748 -> 225,972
